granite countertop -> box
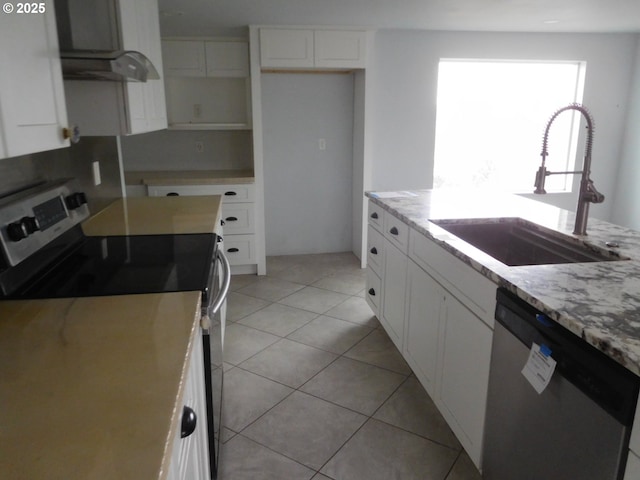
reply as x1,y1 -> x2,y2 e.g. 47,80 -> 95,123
124,169 -> 255,186
0,291 -> 202,480
367,189 -> 640,376
82,196 -> 222,237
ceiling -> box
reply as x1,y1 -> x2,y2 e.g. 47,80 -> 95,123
158,0 -> 640,38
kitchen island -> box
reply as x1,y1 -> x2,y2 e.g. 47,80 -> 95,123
368,189 -> 640,376
366,189 -> 640,476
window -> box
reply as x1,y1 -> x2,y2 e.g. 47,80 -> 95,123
433,60 -> 586,193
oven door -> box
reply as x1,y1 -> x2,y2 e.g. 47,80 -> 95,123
202,248 -> 230,479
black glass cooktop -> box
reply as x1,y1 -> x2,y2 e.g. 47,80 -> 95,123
8,233 -> 217,300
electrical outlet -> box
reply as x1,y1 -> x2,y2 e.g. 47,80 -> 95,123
318,138 -> 326,150
92,161 -> 101,186
193,104 -> 202,118
195,141 -> 204,153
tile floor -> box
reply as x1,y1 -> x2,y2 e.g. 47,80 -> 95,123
218,252 -> 483,480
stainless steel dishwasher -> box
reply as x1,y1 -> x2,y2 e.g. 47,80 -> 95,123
483,289 -> 640,480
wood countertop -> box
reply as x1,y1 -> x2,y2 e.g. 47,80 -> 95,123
0,291 -> 202,480
81,196 -> 222,237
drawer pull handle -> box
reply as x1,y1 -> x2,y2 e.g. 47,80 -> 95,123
225,216 -> 238,222
225,191 -> 237,196
370,212 -> 379,219
227,247 -> 240,253
368,288 -> 376,296
370,247 -> 377,255
390,227 -> 399,235
166,192 -> 179,196
181,406 -> 197,438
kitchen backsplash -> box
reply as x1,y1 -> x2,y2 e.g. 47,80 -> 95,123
120,129 -> 253,172
0,137 -> 123,214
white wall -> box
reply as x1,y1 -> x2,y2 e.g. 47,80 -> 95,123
370,31 -> 639,221
262,72 -> 354,256
611,37 -> 640,229
120,129 -> 253,172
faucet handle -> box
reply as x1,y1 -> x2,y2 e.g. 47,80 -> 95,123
534,166 -> 548,194
584,180 -> 605,203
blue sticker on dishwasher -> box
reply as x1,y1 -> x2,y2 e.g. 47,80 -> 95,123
540,344 -> 552,357
536,314 -> 553,326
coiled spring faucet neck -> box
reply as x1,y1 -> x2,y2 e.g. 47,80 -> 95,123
533,103 -> 604,236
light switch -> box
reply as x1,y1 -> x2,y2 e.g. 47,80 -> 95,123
318,139 -> 326,150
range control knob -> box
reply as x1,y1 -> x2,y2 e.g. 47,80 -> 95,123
65,192 -> 87,210
6,216 -> 39,242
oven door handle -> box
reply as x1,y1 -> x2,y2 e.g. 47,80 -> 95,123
209,249 -> 231,318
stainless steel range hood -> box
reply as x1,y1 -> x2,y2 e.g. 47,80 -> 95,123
60,50 -> 160,82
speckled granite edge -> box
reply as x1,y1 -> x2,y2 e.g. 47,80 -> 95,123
366,190 -> 640,376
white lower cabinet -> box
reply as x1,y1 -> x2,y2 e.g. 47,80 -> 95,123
147,183 -> 259,271
404,261 -> 442,397
167,331 -> 210,480
381,241 -> 407,352
366,202 -> 495,470
436,293 -> 493,467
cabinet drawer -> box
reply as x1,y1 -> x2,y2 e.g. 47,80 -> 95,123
383,211 -> 409,254
365,269 -> 381,315
148,184 -> 255,203
367,200 -> 383,231
223,235 -> 255,265
409,228 -> 496,327
366,225 -> 384,275
221,204 -> 255,234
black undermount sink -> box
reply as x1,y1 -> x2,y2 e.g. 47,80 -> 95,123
431,218 -> 629,267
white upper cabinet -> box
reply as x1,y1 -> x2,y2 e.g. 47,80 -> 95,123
61,0 -> 167,136
259,28 -> 367,69
314,30 -> 367,68
163,40 -> 249,78
205,42 -> 250,77
162,41 -> 207,77
0,4 -> 69,159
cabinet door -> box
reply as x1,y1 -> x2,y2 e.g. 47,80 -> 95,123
405,261 -> 443,396
314,30 -> 367,69
205,42 -> 249,77
119,0 -> 167,134
381,241 -> 407,352
260,29 -> 314,68
0,4 -> 69,159
162,40 -> 207,77
437,295 -> 492,467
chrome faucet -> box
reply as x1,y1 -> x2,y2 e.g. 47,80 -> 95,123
533,103 -> 604,235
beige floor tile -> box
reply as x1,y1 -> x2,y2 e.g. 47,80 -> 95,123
240,338 -> 338,388
243,391 -> 367,471
237,303 -> 318,337
238,276 -> 305,302
374,376 -> 461,449
287,315 -> 373,354
446,451 -> 483,480
229,274 -> 259,292
226,292 -> 271,322
300,357 -> 405,415
344,329 -> 412,375
321,419 -> 459,480
312,272 -> 366,295
223,323 -> 280,365
278,286 -> 350,314
223,368 -> 293,432
325,296 -> 379,327
218,435 -> 315,480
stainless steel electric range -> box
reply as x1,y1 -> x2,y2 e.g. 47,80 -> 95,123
0,179 -> 228,479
